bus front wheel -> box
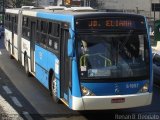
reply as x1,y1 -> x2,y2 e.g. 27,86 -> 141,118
51,75 -> 60,103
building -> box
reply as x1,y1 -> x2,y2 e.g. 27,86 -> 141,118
95,0 -> 160,19
37,0 -> 57,6
33,0 -> 160,20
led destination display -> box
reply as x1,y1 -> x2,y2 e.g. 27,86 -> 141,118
76,17 -> 145,30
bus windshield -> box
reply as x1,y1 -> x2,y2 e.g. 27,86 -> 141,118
77,31 -> 149,80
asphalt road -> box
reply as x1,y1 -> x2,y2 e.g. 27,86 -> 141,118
0,37 -> 160,120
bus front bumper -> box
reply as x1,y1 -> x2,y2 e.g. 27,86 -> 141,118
72,92 -> 152,110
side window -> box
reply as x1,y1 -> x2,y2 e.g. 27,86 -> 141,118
36,19 -> 62,54
23,16 -> 28,27
48,22 -> 61,52
22,16 -> 30,39
8,15 -> 12,30
37,20 -> 41,31
4,14 -> 8,29
15,16 -> 18,24
48,22 -> 52,34
37,20 -> 48,46
36,20 -> 41,43
13,15 -> 18,34
48,37 -> 59,51
48,22 -> 60,37
53,23 -> 60,37
41,21 -> 47,33
8,15 -> 11,21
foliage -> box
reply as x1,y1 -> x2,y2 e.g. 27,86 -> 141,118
4,0 -> 35,8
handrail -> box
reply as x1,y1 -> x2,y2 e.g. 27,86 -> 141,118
80,53 -> 112,67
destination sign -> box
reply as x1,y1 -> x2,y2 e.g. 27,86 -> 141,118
76,17 -> 145,30
88,20 -> 133,28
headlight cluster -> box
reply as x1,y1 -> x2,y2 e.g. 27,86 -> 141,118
138,82 -> 149,93
81,85 -> 95,96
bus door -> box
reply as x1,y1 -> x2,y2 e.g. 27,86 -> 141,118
60,28 -> 71,102
11,17 -> 15,55
30,21 -> 36,72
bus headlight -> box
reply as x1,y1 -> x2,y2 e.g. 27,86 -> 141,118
81,85 -> 95,96
139,83 -> 149,93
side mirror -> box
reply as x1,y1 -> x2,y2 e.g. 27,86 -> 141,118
68,39 -> 73,57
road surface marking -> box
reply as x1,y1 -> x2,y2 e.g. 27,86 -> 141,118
0,95 -> 23,120
11,96 -> 23,107
0,51 -> 2,55
2,85 -> 12,94
23,111 -> 33,120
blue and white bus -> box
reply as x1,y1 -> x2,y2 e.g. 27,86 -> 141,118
4,7 -> 153,110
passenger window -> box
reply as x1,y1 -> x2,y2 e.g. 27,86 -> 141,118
23,17 -> 28,27
37,20 -> 41,31
41,21 -> 48,33
48,22 -> 52,34
53,23 -> 60,37
5,14 -> 8,21
8,15 -> 10,21
48,22 -> 60,37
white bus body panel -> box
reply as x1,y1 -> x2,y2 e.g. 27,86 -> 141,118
4,29 -> 12,51
72,93 -> 152,110
21,10 -> 36,73
5,29 -> 19,60
6,9 -> 19,14
13,34 -> 18,60
21,38 -> 30,62
21,37 -> 35,73
22,11 -> 37,17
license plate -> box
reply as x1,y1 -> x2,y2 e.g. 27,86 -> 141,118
111,98 -> 125,103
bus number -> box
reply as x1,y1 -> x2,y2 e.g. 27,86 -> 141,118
126,83 -> 139,89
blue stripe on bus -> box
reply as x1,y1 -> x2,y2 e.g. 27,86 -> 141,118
81,80 -> 148,96
37,12 -> 75,29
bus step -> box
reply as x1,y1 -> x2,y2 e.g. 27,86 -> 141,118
30,71 -> 35,76
61,98 -> 69,107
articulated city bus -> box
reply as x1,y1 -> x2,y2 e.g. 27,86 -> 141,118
4,7 -> 153,110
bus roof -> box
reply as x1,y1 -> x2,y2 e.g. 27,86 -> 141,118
5,7 -> 145,19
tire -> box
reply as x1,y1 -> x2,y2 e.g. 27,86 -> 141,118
24,56 -> 30,76
51,75 -> 60,103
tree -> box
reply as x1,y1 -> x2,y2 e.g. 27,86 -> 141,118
4,0 -> 34,8
22,0 -> 35,6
